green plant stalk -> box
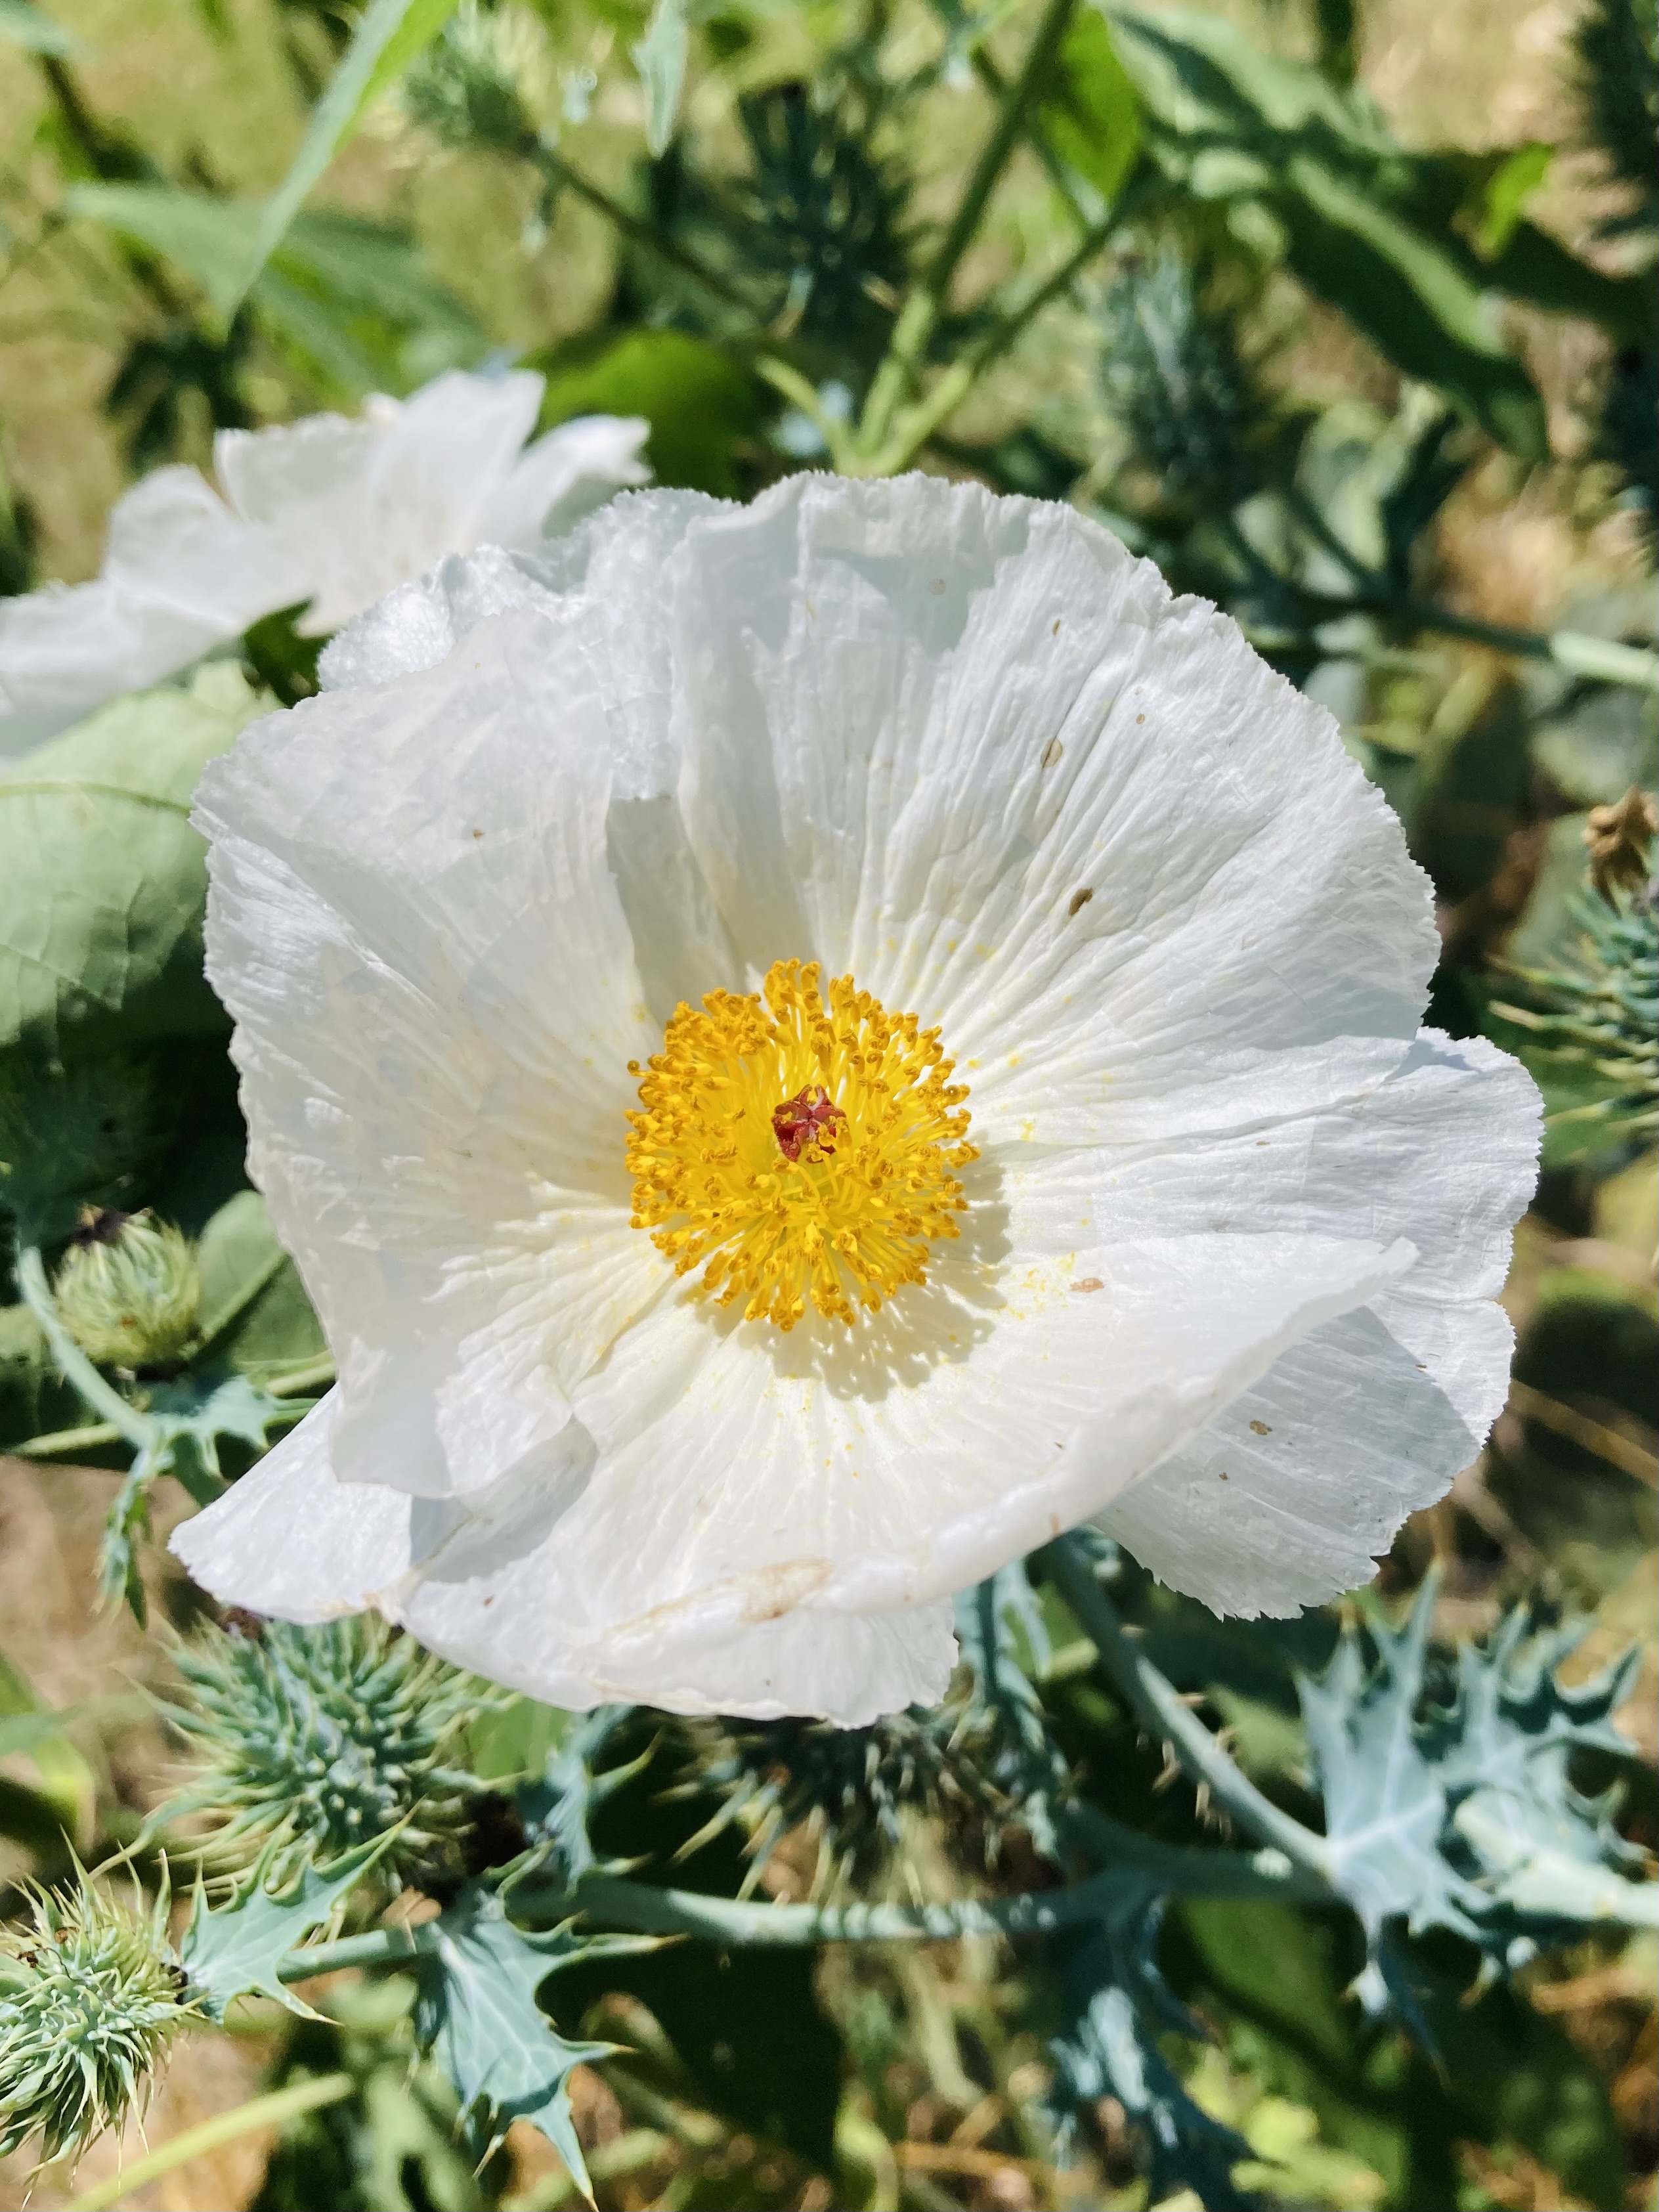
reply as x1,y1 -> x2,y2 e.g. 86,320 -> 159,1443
62,2071 -> 353,2212
1044,1537 -> 1335,1883
971,45 -> 1093,229
874,209 -> 1119,474
14,1355 -> 335,1462
14,1247 -> 160,1454
536,146 -> 754,323
276,1839 -> 1318,1991
855,0 -> 1078,461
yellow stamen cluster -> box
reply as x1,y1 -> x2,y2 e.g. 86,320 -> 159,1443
626,960 -> 978,1330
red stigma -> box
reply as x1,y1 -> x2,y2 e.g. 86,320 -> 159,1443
771,1085 -> 846,1162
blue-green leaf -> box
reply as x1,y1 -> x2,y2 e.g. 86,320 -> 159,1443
178,1836 -> 391,2020
1299,1580 -> 1656,1995
1049,1881 -> 1262,2211
412,1883 -> 655,2191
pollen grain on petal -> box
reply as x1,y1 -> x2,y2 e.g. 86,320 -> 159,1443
625,959 -> 978,1332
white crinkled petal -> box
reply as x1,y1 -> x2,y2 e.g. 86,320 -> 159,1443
195,605 -> 663,1499
669,473 -> 1439,1144
293,372 -> 548,632
0,372 -> 652,754
481,412 -> 652,548
1094,1029 -> 1540,1611
169,1397 -> 955,1723
0,577 -> 226,756
316,546 -> 561,692
539,1225 -> 1412,1638
169,1395 -> 414,1621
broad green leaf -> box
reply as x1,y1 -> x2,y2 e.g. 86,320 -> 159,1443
1107,3 -> 1393,153
0,0 -> 72,53
178,1836 -> 391,2019
413,1884 -> 651,2187
533,328 -> 765,497
0,664 -> 264,1059
1473,142 -> 1551,256
0,1650 -> 95,1846
66,190 -> 483,385
1107,5 -> 1549,458
192,1186 -> 324,1378
631,0 -> 689,156
1039,8 -> 1143,205
64,183 -> 256,317
236,0 -> 463,307
1280,155 -> 1547,458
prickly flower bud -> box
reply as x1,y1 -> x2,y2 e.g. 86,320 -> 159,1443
0,1880 -> 195,2168
678,1697 -> 1013,1896
402,1 -> 554,152
53,1208 -> 202,1370
165,1616 -> 488,1889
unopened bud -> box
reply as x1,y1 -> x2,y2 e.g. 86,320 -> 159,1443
54,1208 -> 202,1370
0,1880 -> 194,2169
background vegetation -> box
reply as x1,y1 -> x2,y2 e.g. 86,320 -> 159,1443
0,0 -> 1653,2206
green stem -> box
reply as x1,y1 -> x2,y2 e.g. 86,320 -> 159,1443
536,147 -> 754,322
871,210 -> 1116,475
62,2072 -> 353,2212
279,1837 -> 1314,1986
971,45 -> 1091,229
15,1247 -> 159,1453
13,1353 -> 332,1462
1045,1537 -> 1333,1884
855,0 -> 1078,460
926,0 -> 1078,309
1396,600 -> 1659,686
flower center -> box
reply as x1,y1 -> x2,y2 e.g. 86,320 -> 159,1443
626,959 -> 978,1331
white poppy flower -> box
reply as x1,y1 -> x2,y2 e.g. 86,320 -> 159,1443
170,474 -> 1539,1724
0,370 -> 649,756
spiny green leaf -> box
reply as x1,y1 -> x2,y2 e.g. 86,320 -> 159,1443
1049,1881 -> 1263,2211
1299,1580 -> 1655,1995
412,1883 -> 655,2192
517,1706 -> 650,1890
177,1834 -> 393,2020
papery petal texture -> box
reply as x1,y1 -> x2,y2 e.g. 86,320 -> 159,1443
171,474 -> 1539,1722
0,372 -> 649,756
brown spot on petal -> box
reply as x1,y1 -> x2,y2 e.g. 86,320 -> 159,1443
739,1559 -> 834,1624
1041,737 -> 1064,769
1067,887 -> 1094,918
1249,1420 -> 1271,1436
1071,1276 -> 1105,1293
